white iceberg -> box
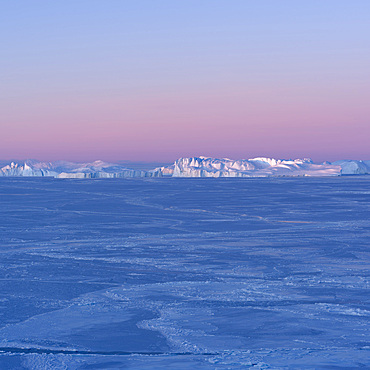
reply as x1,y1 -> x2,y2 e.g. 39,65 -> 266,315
1,157 -> 369,178
159,156 -> 342,177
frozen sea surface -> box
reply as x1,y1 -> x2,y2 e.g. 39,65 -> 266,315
0,177 -> 369,369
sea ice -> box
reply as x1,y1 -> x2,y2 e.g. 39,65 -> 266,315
0,177 -> 369,368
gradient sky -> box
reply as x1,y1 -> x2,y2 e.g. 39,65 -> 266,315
1,0 -> 369,162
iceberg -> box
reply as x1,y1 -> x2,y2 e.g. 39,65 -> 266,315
0,160 -> 161,178
158,156 -> 342,177
333,160 -> 370,175
0,161 -> 58,177
1,157 -> 369,178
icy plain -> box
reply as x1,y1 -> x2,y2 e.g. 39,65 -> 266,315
0,177 -> 369,369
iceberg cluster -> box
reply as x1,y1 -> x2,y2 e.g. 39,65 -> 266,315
157,157 -> 370,177
1,157 -> 369,178
160,156 -> 340,177
0,160 -> 161,178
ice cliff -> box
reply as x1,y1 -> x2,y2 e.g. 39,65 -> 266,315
0,162 -> 58,177
0,160 -> 161,178
333,160 -> 370,175
157,156 -> 343,177
1,157 -> 369,178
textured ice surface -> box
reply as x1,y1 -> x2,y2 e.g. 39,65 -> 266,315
0,177 -> 369,369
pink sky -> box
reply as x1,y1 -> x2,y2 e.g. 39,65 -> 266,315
1,1 -> 369,162
2,82 -> 369,162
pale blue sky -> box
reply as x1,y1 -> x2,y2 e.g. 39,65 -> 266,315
1,1 -> 369,161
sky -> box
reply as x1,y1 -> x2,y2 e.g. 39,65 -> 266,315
1,0 -> 369,162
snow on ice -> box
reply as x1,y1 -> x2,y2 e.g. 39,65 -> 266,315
1,156 -> 370,178
0,176 -> 369,368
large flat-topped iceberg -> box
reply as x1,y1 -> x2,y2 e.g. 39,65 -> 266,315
157,157 -> 370,177
160,156 -> 342,177
1,157 -> 369,178
333,160 -> 370,175
0,160 -> 161,178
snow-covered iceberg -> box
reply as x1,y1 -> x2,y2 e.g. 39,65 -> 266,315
0,160 -> 161,178
1,157 -> 369,178
156,156 -> 343,177
332,160 -> 370,175
0,161 -> 58,177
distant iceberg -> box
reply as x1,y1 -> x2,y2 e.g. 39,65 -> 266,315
0,162 -> 58,177
0,160 -> 162,178
156,156 -> 343,177
332,160 -> 370,175
1,157 -> 369,178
